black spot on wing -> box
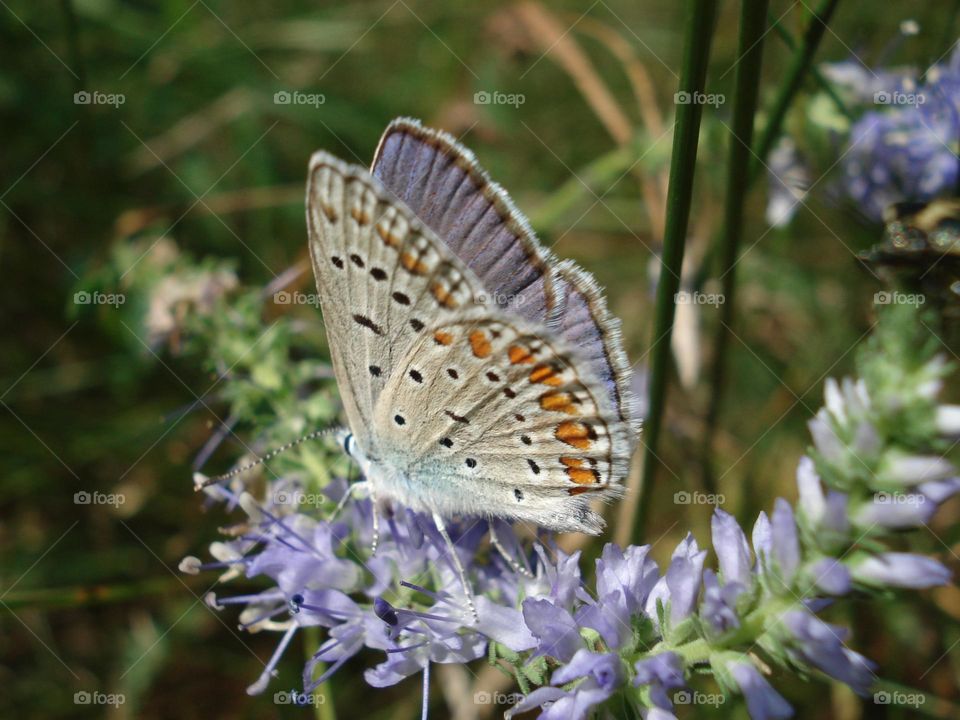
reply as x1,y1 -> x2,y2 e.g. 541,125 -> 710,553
353,314 -> 384,335
444,410 -> 469,425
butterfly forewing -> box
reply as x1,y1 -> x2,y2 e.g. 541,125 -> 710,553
372,118 -> 637,434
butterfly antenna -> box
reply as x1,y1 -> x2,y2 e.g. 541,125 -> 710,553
193,426 -> 344,490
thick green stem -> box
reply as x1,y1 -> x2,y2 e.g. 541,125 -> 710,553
630,0 -> 718,544
700,0 -> 771,492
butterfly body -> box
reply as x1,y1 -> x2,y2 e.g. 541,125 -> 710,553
308,119 -> 637,535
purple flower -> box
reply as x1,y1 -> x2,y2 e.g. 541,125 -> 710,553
806,558 -> 852,596
507,650 -> 624,720
700,569 -> 743,633
664,534 -> 707,625
712,509 -> 753,589
523,597 -> 585,663
769,499 -> 800,590
634,652 -> 686,709
852,553 -> 951,589
727,659 -> 794,720
780,610 -> 876,694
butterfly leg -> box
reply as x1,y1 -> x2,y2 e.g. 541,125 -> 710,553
329,479 -> 369,522
488,522 -> 533,578
431,512 -> 479,623
369,484 -> 381,557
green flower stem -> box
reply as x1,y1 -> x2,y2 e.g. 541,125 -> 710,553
0,577 -> 180,609
700,0 -> 771,493
304,626 -> 337,720
769,10 -> 853,120
631,0 -> 719,544
751,0 -> 842,180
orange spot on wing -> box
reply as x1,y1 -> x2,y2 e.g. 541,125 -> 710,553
560,456 -> 584,469
567,485 -> 593,496
400,252 -> 429,275
431,283 -> 459,308
469,330 -> 492,358
434,330 -> 454,346
377,225 -> 401,247
508,345 -> 534,364
567,467 -> 600,484
351,207 -> 371,225
321,204 -> 338,222
540,392 -> 577,414
555,421 -> 592,449
529,363 -> 563,386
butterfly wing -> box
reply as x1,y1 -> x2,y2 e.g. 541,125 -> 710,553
306,152 -> 491,448
371,118 -> 637,436
370,312 -> 631,534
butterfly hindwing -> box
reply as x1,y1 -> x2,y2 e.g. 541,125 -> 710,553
371,313 -> 630,534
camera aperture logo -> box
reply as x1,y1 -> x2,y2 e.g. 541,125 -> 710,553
74,290 -> 125,308
474,90 -> 525,108
74,90 -> 125,108
74,490 -> 125,508
274,90 -> 325,108
74,690 -> 125,707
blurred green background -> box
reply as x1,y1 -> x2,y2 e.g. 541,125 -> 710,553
2,1 -> 960,718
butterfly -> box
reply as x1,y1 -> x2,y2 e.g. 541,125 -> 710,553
306,117 -> 637,553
